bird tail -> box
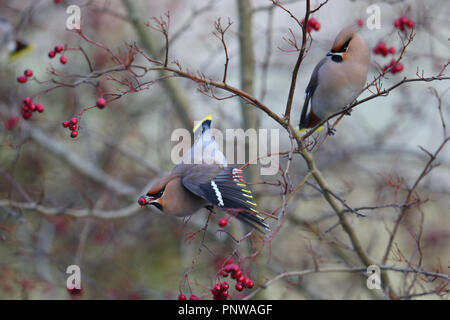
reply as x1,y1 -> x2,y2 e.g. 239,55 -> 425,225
235,209 -> 270,234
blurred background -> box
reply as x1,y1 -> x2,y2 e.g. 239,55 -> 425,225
0,0 -> 449,299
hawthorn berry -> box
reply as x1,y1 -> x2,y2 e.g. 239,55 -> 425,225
29,103 -> 36,112
62,121 -> 70,128
70,117 -> 78,125
96,98 -> 107,109
22,112 -> 32,119
220,270 -> 229,277
71,130 -> 78,138
70,124 -> 77,131
357,19 -> 364,27
189,294 -> 200,300
48,50 -> 56,58
54,45 -> 64,53
24,69 -> 33,77
17,75 -> 27,83
23,97 -> 31,106
221,281 -> 229,291
235,283 -> 244,292
138,197 -> 147,206
36,104 -> 44,113
219,217 -> 228,227
60,55 -> 67,64
178,293 -> 187,300
5,116 -> 19,130
244,278 -> 254,289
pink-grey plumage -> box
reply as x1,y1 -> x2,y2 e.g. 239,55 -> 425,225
300,25 -> 370,129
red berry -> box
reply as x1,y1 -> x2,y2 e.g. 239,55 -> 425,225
224,264 -> 240,274
55,45 -> 64,53
221,290 -> 228,297
189,294 -> 200,300
235,283 -> 244,291
62,121 -> 70,128
373,47 -> 380,55
96,98 -> 107,109
67,287 -> 82,295
178,294 -> 186,300
24,69 -> 33,77
36,104 -> 44,112
138,197 -> 147,206
60,56 -> 67,64
71,130 -> 78,138
5,116 -> 19,130
22,105 -> 29,112
17,75 -> 27,83
221,281 -> 229,291
393,63 -> 404,73
237,275 -> 245,283
48,51 -> 56,58
23,97 -> 31,106
357,19 -> 364,27
388,47 -> 396,54
244,278 -> 254,288
235,270 -> 242,279
219,217 -> 228,227
70,117 -> 78,125
406,20 -> 414,28
29,103 -> 36,112
394,19 -> 401,28
70,124 -> 77,131
313,21 -> 321,31
22,112 -> 32,119
220,270 -> 228,277
400,16 -> 408,25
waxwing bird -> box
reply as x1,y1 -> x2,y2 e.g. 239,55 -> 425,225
299,24 -> 370,133
0,17 -> 33,63
138,116 -> 270,233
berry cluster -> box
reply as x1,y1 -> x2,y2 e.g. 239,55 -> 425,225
373,42 -> 396,57
382,59 -> 404,74
48,45 -> 67,64
21,97 -> 44,120
17,69 -> 33,84
301,17 -> 321,32
220,263 -> 254,293
62,117 -> 79,138
394,16 -> 414,31
178,293 -> 200,300
218,217 -> 228,227
211,281 -> 229,300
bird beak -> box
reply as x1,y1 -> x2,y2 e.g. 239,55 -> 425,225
327,51 -> 340,57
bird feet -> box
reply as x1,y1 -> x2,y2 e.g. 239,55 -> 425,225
326,122 -> 336,136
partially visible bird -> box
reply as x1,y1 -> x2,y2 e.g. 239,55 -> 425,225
0,17 -> 33,63
299,24 -> 370,134
138,116 -> 270,233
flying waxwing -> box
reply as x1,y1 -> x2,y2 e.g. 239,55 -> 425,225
138,116 -> 270,233
299,24 -> 370,133
0,17 -> 33,63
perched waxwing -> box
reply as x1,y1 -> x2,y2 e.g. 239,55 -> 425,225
138,116 -> 270,233
0,17 -> 33,63
299,24 -> 370,132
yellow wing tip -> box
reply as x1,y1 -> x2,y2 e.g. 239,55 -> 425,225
9,44 -> 34,62
193,115 -> 213,133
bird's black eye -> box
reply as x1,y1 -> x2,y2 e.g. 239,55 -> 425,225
147,187 -> 165,199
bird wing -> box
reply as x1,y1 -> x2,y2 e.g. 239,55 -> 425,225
179,164 -> 269,232
299,57 -> 328,129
